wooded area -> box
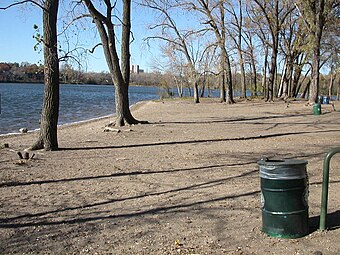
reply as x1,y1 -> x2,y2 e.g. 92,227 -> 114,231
142,0 -> 339,103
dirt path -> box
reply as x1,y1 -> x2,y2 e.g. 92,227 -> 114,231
0,99 -> 339,254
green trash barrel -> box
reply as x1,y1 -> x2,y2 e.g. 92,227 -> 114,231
258,159 -> 309,238
313,103 -> 321,115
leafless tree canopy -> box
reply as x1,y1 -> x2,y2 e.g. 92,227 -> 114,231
142,0 -> 339,102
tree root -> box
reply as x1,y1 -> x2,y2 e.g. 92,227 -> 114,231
30,139 -> 44,151
107,118 -> 149,127
30,139 -> 58,151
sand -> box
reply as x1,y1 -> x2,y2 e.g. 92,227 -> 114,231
0,98 -> 339,254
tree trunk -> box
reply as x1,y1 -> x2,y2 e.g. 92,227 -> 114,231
220,71 -> 226,102
175,77 -> 183,97
236,0 -> 246,99
200,78 -> 206,98
31,0 -> 59,151
262,46 -> 268,98
239,50 -> 246,98
280,57 -> 293,99
309,47 -> 320,104
287,59 -> 294,98
328,72 -> 335,98
308,0 -> 325,104
301,80 -> 310,99
292,56 -> 303,97
278,59 -> 287,98
267,48 -> 277,102
193,78 -> 200,103
226,60 -> 235,104
221,48 -> 235,104
251,52 -> 257,96
115,77 -> 137,126
220,50 -> 226,103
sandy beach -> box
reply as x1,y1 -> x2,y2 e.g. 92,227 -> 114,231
0,98 -> 339,254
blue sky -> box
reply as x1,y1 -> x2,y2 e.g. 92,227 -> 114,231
0,1 -> 161,73
0,4 -> 42,66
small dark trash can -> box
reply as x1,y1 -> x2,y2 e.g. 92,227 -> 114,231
258,159 -> 309,238
313,103 -> 321,115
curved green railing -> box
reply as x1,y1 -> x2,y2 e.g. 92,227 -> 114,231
319,147 -> 340,231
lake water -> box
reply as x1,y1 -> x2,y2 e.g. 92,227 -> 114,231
0,83 -> 161,135
0,83 -> 291,135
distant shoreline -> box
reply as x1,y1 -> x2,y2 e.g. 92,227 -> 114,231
0,81 -> 159,87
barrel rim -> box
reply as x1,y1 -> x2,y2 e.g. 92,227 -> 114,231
258,159 -> 308,166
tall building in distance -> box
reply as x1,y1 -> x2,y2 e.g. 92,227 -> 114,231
130,64 -> 144,74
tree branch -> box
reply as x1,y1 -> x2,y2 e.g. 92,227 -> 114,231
0,0 -> 46,11
58,14 -> 92,36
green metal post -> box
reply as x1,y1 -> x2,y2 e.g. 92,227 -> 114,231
319,147 -> 340,231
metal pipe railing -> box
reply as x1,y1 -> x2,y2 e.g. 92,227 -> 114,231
319,147 -> 340,231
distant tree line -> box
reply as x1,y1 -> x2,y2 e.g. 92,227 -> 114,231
0,62 -> 44,83
0,61 -> 157,86
1,61 -> 337,99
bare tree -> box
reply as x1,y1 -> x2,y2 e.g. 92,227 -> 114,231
225,0 -> 247,98
32,0 -> 60,150
199,44 -> 219,98
185,0 -> 235,103
161,44 -> 189,98
1,0 -> 61,150
251,0 -> 294,101
315,1 -> 339,99
277,10 -> 303,99
242,15 -> 259,96
143,0 -> 204,103
82,0 -> 143,126
245,2 -> 270,98
295,0 -> 339,104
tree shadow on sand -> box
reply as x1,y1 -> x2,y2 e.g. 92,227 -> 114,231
59,129 -> 340,151
0,168 -> 259,228
0,161 -> 256,188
